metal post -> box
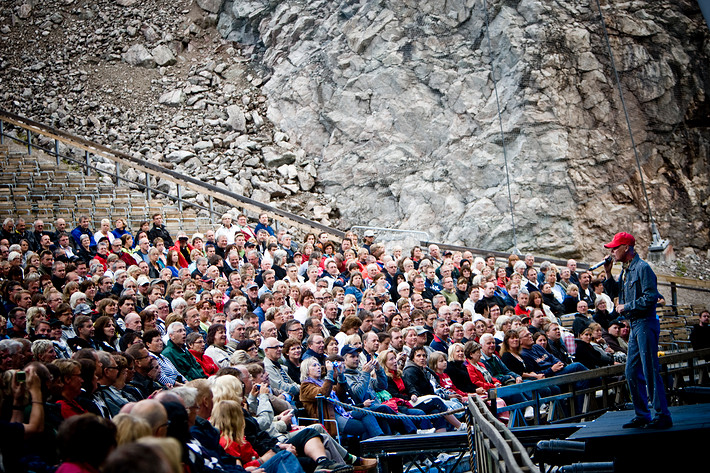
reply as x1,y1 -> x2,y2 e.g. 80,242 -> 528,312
488,388 -> 498,418
85,151 -> 91,176
316,394 -> 325,424
671,282 -> 677,312
0,120 -> 4,144
55,139 -> 60,165
209,195 -> 214,215
177,185 -> 183,213
27,130 -> 32,154
145,172 -> 150,201
115,162 -> 120,184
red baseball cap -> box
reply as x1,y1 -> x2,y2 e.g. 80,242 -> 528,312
604,232 -> 636,248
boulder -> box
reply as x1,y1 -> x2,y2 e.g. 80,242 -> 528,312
225,105 -> 246,131
262,147 -> 296,167
159,90 -> 185,106
151,45 -> 176,66
196,0 -> 225,14
122,44 -> 155,67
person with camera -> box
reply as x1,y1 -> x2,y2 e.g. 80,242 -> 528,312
299,353 -> 383,440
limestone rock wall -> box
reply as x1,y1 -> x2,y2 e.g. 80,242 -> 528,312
218,0 -> 710,258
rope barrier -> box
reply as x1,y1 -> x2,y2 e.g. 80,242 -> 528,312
324,397 -> 467,420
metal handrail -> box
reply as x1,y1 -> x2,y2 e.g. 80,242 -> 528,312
0,109 -> 345,239
350,225 -> 430,242
468,395 -> 540,473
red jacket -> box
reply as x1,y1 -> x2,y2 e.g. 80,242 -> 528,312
189,349 -> 219,377
466,361 -> 501,390
168,243 -> 194,269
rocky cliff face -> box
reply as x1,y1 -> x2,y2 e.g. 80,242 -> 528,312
0,0 -> 332,222
218,0 -> 710,258
1,0 -> 708,259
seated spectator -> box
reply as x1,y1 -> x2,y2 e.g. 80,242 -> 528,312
575,327 -> 615,369
53,359 -> 90,419
429,318 -> 451,354
143,329 -> 186,387
282,338 -> 303,384
93,315 -> 118,352
690,310 -> 710,350
300,355 -> 383,440
592,297 -> 615,330
56,414 -> 116,473
401,345 -> 464,430
562,284 -> 580,314
67,315 -> 96,352
125,343 -> 165,399
543,322 -> 572,365
93,351 -> 133,416
572,300 -> 593,336
187,332 -> 219,376
204,323 -> 234,368
161,322 -> 206,381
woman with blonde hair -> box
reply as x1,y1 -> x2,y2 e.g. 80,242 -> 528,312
211,373 -> 243,403
211,399 -> 312,473
112,413 -> 152,445
62,282 -> 80,303
210,400 -> 255,465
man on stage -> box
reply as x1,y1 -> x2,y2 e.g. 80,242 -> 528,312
603,232 -> 672,429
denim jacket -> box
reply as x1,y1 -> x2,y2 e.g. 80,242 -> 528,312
603,254 -> 659,320
342,365 -> 387,404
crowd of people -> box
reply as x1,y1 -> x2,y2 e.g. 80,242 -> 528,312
0,212 -> 699,472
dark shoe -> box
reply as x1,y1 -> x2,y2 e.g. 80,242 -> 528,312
354,458 -> 378,473
622,416 -> 649,429
646,415 -> 673,430
315,460 -> 355,473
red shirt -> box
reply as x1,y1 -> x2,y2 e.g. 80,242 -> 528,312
514,304 -> 530,316
57,398 -> 89,420
220,436 -> 260,467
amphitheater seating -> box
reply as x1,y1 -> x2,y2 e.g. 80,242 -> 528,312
0,143 -> 205,235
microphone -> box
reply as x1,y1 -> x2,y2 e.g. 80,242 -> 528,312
589,256 -> 613,271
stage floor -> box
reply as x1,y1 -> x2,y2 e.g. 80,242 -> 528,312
564,403 -> 710,470
568,403 -> 710,440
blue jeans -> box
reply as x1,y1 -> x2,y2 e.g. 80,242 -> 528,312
400,406 -> 433,430
369,403 -> 416,434
338,409 -> 384,439
414,397 -> 448,430
626,317 -> 670,420
261,450 -> 305,473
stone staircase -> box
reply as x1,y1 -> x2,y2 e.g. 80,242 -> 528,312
0,143 -> 211,236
